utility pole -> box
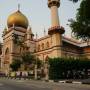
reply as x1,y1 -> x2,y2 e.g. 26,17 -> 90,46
34,33 -> 38,80
44,61 -> 49,81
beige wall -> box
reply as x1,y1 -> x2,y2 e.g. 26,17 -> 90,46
1,27 -> 90,73
2,28 -> 26,73
35,33 -> 62,60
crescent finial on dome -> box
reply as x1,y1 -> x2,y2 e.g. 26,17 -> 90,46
18,4 -> 20,11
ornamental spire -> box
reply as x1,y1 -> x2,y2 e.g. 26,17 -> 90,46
18,4 -> 20,11
44,27 -> 46,36
36,32 -> 38,40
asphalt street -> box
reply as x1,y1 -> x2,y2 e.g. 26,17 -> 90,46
0,79 -> 90,90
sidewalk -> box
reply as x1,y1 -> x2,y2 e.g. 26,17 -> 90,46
0,76 -> 90,85
51,78 -> 90,85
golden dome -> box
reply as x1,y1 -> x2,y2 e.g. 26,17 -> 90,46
7,10 -> 29,29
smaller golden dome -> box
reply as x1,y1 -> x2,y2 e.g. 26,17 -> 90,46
7,10 -> 29,29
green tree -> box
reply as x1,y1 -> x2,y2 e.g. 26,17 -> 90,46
21,52 -> 36,65
69,0 -> 90,42
12,33 -> 24,46
49,57 -> 90,80
21,52 -> 42,70
21,52 -> 36,70
36,58 -> 42,69
10,59 -> 22,71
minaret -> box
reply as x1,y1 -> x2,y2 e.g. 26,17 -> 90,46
48,0 -> 64,34
26,27 -> 34,40
48,0 -> 65,57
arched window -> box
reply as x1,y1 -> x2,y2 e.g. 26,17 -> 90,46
24,34 -> 27,41
20,47 -> 22,53
5,48 -> 9,55
42,43 -> 44,50
38,45 -> 40,51
45,55 -> 49,63
46,42 -> 50,48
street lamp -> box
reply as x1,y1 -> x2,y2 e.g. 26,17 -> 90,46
44,58 -> 49,81
34,33 -> 38,80
34,58 -> 37,80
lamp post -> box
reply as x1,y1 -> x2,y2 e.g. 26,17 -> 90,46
34,33 -> 38,80
34,55 -> 37,80
44,59 -> 49,81
34,63 -> 37,80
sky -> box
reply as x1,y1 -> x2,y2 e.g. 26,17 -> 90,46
0,0 -> 81,41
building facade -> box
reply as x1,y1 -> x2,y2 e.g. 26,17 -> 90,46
0,0 -> 90,73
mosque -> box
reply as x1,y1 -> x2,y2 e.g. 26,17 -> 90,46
0,0 -> 90,73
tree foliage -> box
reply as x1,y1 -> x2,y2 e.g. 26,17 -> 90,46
49,58 -> 90,80
10,59 -> 22,71
21,52 -> 42,69
10,52 -> 42,71
36,58 -> 42,69
12,33 -> 24,46
21,52 -> 36,65
69,0 -> 90,41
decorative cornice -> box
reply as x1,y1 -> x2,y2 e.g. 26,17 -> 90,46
48,0 -> 60,8
37,35 -> 50,42
3,27 -> 26,36
35,45 -> 62,53
62,36 -> 90,48
48,26 -> 65,35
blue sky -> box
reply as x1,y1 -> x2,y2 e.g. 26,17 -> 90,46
0,0 -> 81,40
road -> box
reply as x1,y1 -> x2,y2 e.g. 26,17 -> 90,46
0,78 -> 90,90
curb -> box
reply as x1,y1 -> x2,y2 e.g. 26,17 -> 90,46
49,80 -> 54,82
0,77 -> 90,85
48,80 -> 83,84
59,81 -> 66,83
72,81 -> 82,84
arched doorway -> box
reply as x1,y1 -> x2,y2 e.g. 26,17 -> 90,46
4,47 -> 10,74
5,48 -> 9,60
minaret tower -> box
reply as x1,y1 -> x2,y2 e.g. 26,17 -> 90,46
48,0 -> 65,57
48,0 -> 64,34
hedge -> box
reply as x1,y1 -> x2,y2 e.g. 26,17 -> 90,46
48,58 -> 90,80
